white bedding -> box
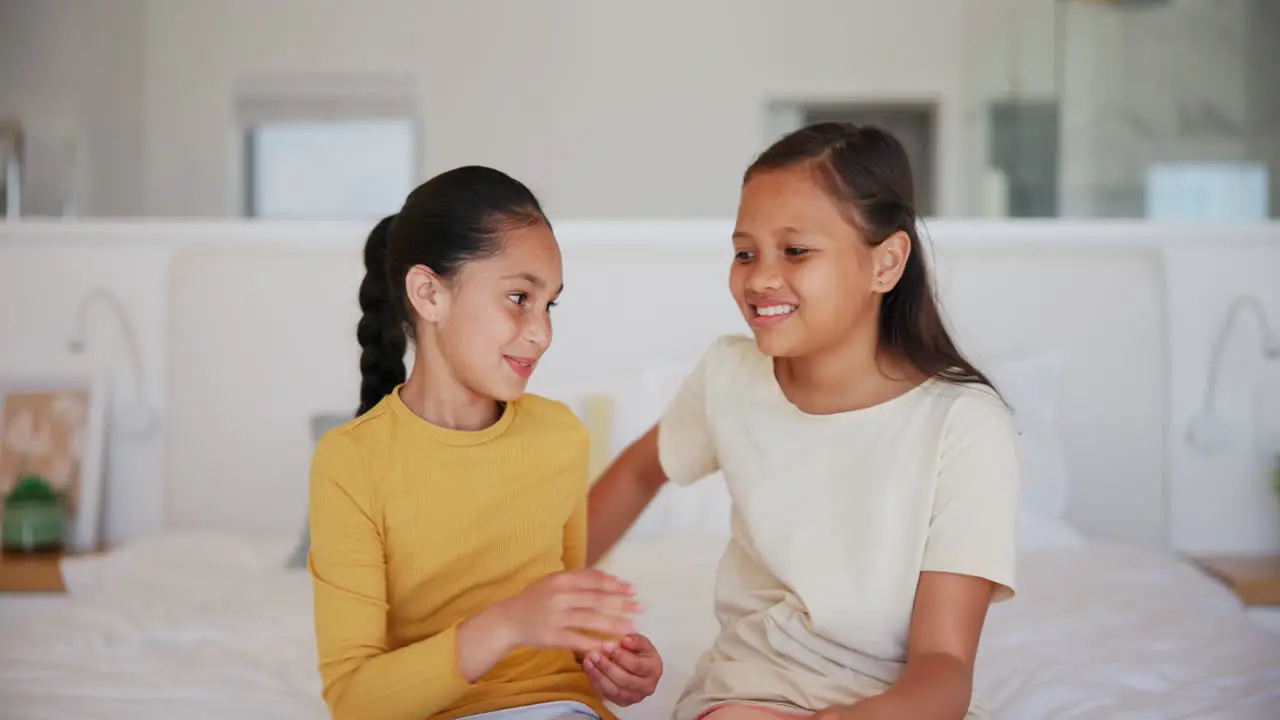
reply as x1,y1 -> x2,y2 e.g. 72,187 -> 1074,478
0,533 -> 1277,720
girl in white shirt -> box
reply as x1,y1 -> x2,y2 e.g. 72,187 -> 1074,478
584,123 -> 1021,720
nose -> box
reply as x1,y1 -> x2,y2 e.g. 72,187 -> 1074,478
744,257 -> 783,295
525,309 -> 552,351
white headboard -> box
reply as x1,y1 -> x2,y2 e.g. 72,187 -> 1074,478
164,222 -> 1167,547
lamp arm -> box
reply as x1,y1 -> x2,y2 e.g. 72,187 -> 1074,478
69,287 -> 156,434
1200,294 -> 1280,415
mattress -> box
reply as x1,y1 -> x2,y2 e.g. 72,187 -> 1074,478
0,532 -> 1276,720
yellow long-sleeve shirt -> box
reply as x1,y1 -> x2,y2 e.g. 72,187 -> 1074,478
307,387 -> 612,720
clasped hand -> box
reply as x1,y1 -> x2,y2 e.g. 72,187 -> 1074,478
498,569 -> 663,706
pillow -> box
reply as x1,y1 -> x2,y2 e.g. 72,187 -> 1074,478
310,413 -> 351,445
284,412 -> 352,569
1017,505 -> 1087,550
986,353 -> 1072,522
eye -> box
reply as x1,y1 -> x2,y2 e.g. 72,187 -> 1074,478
507,292 -> 527,305
547,299 -> 559,310
734,250 -> 755,263
785,247 -> 811,258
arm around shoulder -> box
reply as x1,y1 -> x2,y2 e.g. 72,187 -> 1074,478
587,426 -> 667,565
586,337 -> 731,564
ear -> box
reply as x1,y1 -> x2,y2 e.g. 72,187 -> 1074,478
871,230 -> 911,294
404,264 -> 448,323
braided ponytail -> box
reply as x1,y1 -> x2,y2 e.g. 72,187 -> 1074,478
356,215 -> 406,416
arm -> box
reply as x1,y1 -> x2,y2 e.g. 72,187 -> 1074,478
563,422 -> 594,570
309,435 -> 515,720
564,495 -> 588,570
586,426 -> 668,566
840,573 -> 994,719
587,340 -> 725,566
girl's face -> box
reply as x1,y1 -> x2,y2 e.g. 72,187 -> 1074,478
729,164 -> 891,359
410,222 -> 563,403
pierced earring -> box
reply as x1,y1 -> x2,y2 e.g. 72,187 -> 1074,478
877,280 -> 885,288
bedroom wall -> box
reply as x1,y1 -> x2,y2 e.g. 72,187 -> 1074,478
1167,245 -> 1280,553
9,0 -> 1250,223
1056,0 -> 1266,218
6,0 -> 1271,222
2,0 -> 979,218
0,0 -> 148,217
139,0 -> 978,219
1,222 -> 1277,555
0,229 -> 171,545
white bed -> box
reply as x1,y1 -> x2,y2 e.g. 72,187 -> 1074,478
1,525 -> 1278,720
3,225 -> 1279,718
607,528 -> 1280,720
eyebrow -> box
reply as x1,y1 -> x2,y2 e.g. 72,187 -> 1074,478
503,272 -> 563,293
732,226 -> 805,241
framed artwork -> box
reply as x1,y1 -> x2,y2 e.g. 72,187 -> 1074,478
0,357 -> 109,552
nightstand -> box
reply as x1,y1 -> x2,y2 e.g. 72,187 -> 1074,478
1188,554 -> 1280,634
0,551 -> 70,593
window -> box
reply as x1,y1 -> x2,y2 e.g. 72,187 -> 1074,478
1144,162 -> 1270,221
988,100 -> 1060,219
244,118 -> 417,220
766,101 -> 939,216
235,73 -> 420,220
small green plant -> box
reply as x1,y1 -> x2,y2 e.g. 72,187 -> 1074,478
4,474 -> 61,506
1273,454 -> 1280,500
2,473 -> 68,553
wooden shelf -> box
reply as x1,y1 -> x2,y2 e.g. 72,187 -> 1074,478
0,551 -> 69,592
1189,554 -> 1280,607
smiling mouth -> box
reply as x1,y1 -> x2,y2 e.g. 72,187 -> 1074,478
504,355 -> 537,378
753,303 -> 797,317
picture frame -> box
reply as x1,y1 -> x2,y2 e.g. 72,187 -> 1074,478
0,355 -> 109,553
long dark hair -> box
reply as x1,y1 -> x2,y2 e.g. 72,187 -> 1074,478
356,166 -> 549,416
745,122 -> 994,391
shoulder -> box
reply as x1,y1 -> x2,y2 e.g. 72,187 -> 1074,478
694,333 -> 768,387
514,393 -> 590,445
925,381 -> 1020,466
702,333 -> 759,367
936,382 -> 1015,428
513,394 -> 592,486
310,399 -> 394,480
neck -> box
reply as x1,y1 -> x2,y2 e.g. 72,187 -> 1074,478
779,326 -> 879,399
399,345 -> 501,432
776,313 -> 921,414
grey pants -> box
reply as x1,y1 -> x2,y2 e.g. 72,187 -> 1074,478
460,701 -> 601,720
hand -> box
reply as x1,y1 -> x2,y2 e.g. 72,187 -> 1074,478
583,633 -> 663,707
497,569 -> 642,654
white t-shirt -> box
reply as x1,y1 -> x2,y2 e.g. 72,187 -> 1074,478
657,335 -> 1021,720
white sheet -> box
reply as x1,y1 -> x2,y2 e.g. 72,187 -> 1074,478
975,544 -> 1280,718
606,535 -> 1280,720
0,533 -> 325,719
0,533 -> 1277,719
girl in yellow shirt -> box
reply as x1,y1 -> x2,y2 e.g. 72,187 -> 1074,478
308,166 -> 662,720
